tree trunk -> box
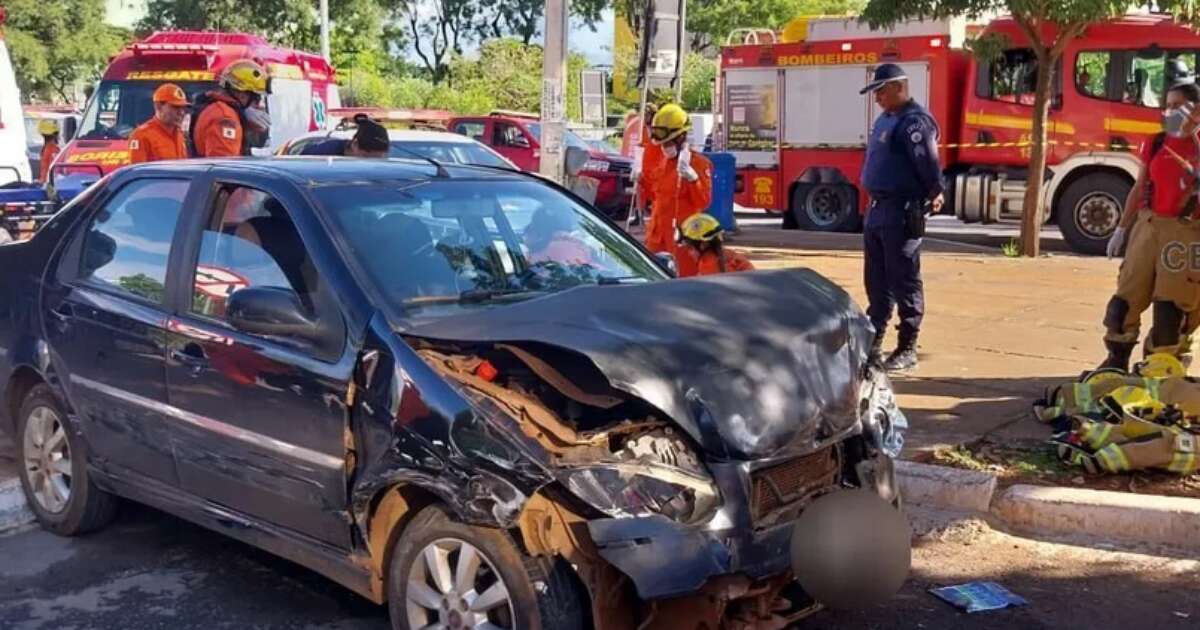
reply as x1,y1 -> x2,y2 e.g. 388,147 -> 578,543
1020,47 -> 1055,257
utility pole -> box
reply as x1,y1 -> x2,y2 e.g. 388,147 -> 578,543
319,0 -> 331,61
540,0 -> 568,183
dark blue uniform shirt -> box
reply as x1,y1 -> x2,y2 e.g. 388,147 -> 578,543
299,138 -> 350,156
861,100 -> 943,227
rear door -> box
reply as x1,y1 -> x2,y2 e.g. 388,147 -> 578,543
44,176 -> 196,486
163,176 -> 354,547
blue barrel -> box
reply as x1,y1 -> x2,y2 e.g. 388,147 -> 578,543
704,151 -> 736,231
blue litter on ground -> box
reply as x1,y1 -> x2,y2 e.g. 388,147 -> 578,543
930,582 -> 1028,613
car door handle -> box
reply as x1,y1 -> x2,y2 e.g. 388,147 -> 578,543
48,303 -> 73,332
171,343 -> 208,376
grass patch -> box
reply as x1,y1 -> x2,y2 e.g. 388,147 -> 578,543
1001,238 -> 1021,257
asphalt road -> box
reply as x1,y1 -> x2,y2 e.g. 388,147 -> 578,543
2,505 -> 1196,630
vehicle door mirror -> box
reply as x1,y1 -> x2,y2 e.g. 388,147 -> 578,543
655,252 -> 678,277
62,117 -> 78,143
564,146 -> 590,176
227,287 -> 323,342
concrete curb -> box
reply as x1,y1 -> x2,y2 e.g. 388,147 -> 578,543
0,476 -> 34,534
993,484 -> 1200,550
895,460 -> 997,513
896,461 -> 1200,551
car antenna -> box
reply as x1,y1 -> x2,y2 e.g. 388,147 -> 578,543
391,146 -> 450,178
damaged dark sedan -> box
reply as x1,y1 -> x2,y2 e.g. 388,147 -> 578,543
0,157 -> 907,629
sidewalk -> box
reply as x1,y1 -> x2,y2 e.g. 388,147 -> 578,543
728,225 -> 1119,457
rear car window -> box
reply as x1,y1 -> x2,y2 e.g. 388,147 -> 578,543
78,178 -> 189,303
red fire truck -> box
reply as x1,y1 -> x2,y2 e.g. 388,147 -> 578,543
53,31 -> 338,178
718,14 -> 1199,254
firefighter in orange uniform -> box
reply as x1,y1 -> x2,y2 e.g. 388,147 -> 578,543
129,83 -> 189,163
648,103 -> 712,276
36,119 -> 61,182
191,59 -> 271,158
678,213 -> 755,276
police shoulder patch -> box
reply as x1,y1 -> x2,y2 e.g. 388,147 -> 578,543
910,130 -> 923,144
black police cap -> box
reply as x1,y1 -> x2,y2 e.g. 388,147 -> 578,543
860,63 -> 908,94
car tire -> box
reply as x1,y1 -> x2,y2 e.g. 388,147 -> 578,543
387,505 -> 588,630
1056,173 -> 1130,256
791,183 -> 861,232
17,384 -> 117,536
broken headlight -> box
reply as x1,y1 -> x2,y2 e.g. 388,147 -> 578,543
559,461 -> 721,525
859,368 -> 908,458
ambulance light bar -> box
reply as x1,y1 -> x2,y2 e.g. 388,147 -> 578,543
130,43 -> 220,54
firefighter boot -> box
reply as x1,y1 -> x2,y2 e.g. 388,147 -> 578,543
1098,340 -> 1136,373
883,336 -> 918,373
868,330 -> 885,365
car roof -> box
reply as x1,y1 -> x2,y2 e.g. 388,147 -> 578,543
119,156 -> 530,187
295,129 -> 486,144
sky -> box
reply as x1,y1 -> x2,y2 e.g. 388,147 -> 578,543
571,9 -> 615,66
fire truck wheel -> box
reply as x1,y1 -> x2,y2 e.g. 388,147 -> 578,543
1056,173 -> 1130,256
792,184 -> 860,233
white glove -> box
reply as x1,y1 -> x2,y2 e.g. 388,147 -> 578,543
677,145 -> 698,182
1106,226 -> 1127,259
244,107 -> 271,132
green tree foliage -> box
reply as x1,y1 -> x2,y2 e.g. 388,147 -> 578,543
138,0 -> 317,47
4,0 -> 127,101
861,0 -> 1197,257
340,38 -> 591,119
615,0 -> 864,54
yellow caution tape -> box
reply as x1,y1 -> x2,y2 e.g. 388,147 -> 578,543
939,140 -> 1131,150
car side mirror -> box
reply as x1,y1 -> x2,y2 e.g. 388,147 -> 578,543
227,287 -> 323,342
655,252 -> 678,277
564,146 -> 590,176
62,117 -> 78,143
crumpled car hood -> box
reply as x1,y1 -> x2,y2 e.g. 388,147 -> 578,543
403,268 -> 874,460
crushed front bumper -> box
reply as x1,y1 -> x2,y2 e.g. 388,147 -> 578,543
586,449 -> 899,600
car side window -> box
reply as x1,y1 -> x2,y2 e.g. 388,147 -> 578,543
189,186 -> 321,322
454,121 -> 486,144
77,178 -> 189,303
494,122 -> 524,147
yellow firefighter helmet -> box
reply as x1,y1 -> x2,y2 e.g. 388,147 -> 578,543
37,118 -> 60,137
220,59 -> 270,94
650,103 -> 690,145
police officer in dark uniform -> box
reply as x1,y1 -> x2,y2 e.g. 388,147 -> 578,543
860,63 -> 945,372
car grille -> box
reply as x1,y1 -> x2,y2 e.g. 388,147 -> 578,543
749,446 -> 841,527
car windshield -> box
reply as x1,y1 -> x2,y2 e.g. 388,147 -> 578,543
390,141 -> 512,168
78,80 -> 210,140
314,179 -> 664,318
524,123 -> 590,150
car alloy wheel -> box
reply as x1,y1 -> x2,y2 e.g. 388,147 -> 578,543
22,405 -> 72,514
405,537 -> 516,630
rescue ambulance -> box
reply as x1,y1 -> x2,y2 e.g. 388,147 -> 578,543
718,14 -> 1200,254
0,8 -> 32,186
53,31 -> 338,179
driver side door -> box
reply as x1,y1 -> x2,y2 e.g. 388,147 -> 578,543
164,177 -> 355,547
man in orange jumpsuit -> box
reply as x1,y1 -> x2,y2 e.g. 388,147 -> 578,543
36,119 -> 60,183
647,103 -> 712,276
191,59 -> 271,158
129,83 -> 189,163
678,212 -> 755,275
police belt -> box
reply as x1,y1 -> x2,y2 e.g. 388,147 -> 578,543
869,193 -> 924,207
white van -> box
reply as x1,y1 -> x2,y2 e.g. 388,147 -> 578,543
0,35 -> 32,186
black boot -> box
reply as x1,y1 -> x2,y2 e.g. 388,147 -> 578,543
1097,340 -> 1135,373
884,337 -> 918,373
868,331 -> 885,364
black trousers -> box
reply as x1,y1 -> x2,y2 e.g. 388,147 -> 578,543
863,223 -> 924,343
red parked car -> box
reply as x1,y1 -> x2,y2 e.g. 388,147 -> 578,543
449,111 -> 634,218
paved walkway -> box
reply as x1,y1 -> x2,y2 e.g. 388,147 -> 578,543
729,225 -> 1121,456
